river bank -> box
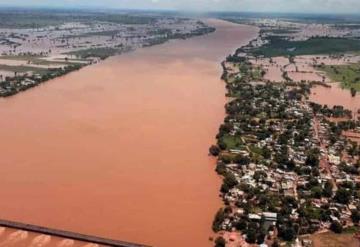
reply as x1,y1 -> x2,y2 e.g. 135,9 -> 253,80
210,20 -> 360,247
0,20 -> 215,98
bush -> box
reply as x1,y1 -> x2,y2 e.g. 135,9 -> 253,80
330,221 -> 343,233
212,208 -> 226,232
351,210 -> 360,224
214,236 -> 226,247
209,145 -> 221,156
334,188 -> 352,204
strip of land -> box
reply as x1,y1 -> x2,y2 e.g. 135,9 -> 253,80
0,9 -> 215,97
211,16 -> 360,247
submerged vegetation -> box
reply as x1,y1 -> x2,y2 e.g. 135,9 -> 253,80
317,63 -> 360,92
65,47 -> 126,60
251,37 -> 360,57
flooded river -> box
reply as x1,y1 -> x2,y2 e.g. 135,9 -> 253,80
0,19 -> 258,247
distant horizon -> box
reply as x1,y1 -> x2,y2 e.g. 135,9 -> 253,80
0,0 -> 360,15
0,4 -> 360,17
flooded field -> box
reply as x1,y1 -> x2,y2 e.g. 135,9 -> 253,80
309,82 -> 360,119
0,20 -> 258,247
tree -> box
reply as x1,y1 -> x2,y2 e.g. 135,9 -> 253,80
330,221 -> 343,233
334,188 -> 352,204
223,173 -> 238,188
217,139 -> 227,150
305,153 -> 319,167
214,236 -> 226,247
221,172 -> 238,193
246,228 -> 257,244
311,186 -> 323,199
234,219 -> 247,231
234,155 -> 250,166
351,210 -> 360,224
351,87 -> 357,97
281,226 -> 296,241
209,145 -> 221,156
323,181 -> 333,198
262,146 -> 271,159
212,209 -> 226,232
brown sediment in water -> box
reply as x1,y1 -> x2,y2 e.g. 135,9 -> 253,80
0,228 -> 104,247
309,82 -> 360,119
0,19 -> 258,247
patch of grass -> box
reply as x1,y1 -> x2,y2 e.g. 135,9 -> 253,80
0,64 -> 48,74
65,47 -> 121,60
251,66 -> 264,80
251,37 -> 360,57
0,55 -> 44,61
319,64 -> 360,91
343,226 -> 360,234
249,145 -> 263,155
0,55 -> 79,66
221,135 -> 244,149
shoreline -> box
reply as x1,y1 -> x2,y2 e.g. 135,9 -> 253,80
210,22 -> 360,246
0,23 -> 215,98
0,19 -> 259,247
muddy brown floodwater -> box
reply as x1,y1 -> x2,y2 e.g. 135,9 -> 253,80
310,83 -> 360,119
0,19 -> 258,247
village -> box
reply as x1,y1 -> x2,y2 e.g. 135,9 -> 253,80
211,20 -> 360,246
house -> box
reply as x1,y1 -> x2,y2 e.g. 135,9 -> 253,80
248,214 -> 262,221
263,212 -> 277,222
329,154 -> 341,165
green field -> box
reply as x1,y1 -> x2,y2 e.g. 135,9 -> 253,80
65,47 -> 121,60
263,29 -> 300,35
0,64 -> 48,74
221,134 -> 244,149
251,37 -> 360,57
319,64 -> 360,91
0,55 -> 79,66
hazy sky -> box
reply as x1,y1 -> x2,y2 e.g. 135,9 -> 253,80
1,0 -> 360,13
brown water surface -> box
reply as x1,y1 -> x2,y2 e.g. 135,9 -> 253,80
309,83 -> 360,119
0,19 -> 258,247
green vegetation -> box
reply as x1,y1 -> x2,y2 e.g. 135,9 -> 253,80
63,30 -> 121,39
317,64 -> 360,91
0,55 -> 80,66
0,10 -> 157,28
220,134 -> 244,150
65,47 -> 122,60
0,64 -> 84,96
268,29 -> 299,34
251,37 -> 360,57
0,64 -> 48,75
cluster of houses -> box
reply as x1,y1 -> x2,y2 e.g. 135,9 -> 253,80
212,54 -> 360,247
0,64 -> 83,97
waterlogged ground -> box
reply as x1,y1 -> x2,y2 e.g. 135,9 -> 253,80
309,82 -> 360,119
0,20 -> 258,247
